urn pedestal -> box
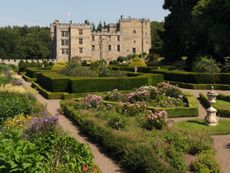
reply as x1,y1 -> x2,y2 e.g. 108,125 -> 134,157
204,87 -> 219,126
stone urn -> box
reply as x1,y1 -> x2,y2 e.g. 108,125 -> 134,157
204,87 -> 219,126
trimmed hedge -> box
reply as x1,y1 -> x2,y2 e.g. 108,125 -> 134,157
199,93 -> 230,117
153,70 -> 230,84
37,71 -> 163,93
31,82 -> 66,99
37,72 -> 71,92
171,81 -> 230,90
25,67 -> 50,78
61,103 -> 177,173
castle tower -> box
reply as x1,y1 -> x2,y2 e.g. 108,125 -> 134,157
119,17 -> 151,57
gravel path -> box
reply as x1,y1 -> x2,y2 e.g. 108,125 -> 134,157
212,135 -> 230,173
21,79 -> 125,173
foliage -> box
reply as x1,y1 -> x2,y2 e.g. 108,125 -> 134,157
191,151 -> 220,173
145,110 -> 168,130
0,26 -> 50,59
60,60 -> 98,77
129,57 -> 147,68
150,21 -> 164,50
4,114 -> 32,129
161,0 -> 230,62
0,92 -> 34,121
51,63 -> 66,71
108,116 -> 128,130
0,129 -> 46,172
192,56 -> 221,73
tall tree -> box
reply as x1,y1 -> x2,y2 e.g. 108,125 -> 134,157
150,21 -> 164,51
160,0 -> 199,61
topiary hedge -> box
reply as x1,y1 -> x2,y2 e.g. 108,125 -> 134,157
153,70 -> 230,84
36,71 -> 163,93
37,72 -> 71,92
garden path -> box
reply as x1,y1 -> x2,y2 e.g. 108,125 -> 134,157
179,88 -> 230,173
21,78 -> 125,173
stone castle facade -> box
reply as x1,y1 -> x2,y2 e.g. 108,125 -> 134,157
50,16 -> 151,62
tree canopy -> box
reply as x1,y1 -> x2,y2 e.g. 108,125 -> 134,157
160,0 -> 230,62
0,26 -> 50,59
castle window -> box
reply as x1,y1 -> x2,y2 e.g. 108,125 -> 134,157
132,48 -> 136,53
108,45 -> 112,51
79,29 -> 83,35
61,31 -> 69,37
79,47 -> 83,53
134,40 -> 136,43
92,45 -> 95,51
79,38 -> 83,44
61,39 -> 69,46
92,36 -> 95,41
117,45 -> 120,52
61,49 -> 69,55
133,30 -> 136,34
117,36 -> 120,41
108,36 -> 112,41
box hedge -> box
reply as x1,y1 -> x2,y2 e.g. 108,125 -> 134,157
171,81 -> 230,90
153,70 -> 230,84
36,71 -> 163,93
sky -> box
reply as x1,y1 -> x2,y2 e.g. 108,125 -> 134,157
0,0 -> 168,27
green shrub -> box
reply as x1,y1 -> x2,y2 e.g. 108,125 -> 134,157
0,129 -> 46,172
0,92 -> 34,120
60,60 -> 98,77
129,57 -> 147,68
51,63 -> 66,71
192,56 -> 221,73
191,151 -> 220,173
108,116 -> 128,130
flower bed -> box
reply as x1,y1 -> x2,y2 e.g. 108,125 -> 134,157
61,93 -> 217,173
0,69 -> 97,173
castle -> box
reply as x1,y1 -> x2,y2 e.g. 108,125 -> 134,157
50,16 -> 151,63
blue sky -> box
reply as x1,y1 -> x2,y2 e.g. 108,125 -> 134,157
0,0 -> 168,26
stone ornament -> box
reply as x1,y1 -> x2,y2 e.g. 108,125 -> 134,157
205,86 -> 219,126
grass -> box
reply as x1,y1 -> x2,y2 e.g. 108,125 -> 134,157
174,119 -> 230,135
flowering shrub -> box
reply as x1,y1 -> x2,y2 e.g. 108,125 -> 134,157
145,110 -> 168,130
121,102 -> 146,116
4,114 -> 32,129
84,94 -> 103,108
157,82 -> 184,98
127,86 -> 157,103
108,116 -> 128,130
24,116 -> 58,138
104,89 -> 125,101
152,95 -> 186,108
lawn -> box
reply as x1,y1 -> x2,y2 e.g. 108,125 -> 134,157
175,119 -> 230,135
